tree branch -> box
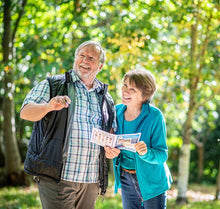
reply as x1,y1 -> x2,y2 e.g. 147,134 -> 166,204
12,0 -> 27,46
191,138 -> 203,147
195,87 -> 220,109
197,11 -> 212,75
2,0 -> 12,62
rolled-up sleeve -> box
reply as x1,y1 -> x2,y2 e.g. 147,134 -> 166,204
20,79 -> 50,110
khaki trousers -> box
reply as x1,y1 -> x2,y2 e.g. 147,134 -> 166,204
35,177 -> 99,209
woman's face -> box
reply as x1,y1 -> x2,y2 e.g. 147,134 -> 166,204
121,78 -> 144,108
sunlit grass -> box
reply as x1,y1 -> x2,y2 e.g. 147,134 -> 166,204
0,176 -> 219,209
167,199 -> 220,209
0,185 -> 41,209
96,193 -> 123,209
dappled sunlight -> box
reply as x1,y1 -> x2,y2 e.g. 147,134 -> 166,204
0,183 -> 219,209
167,187 -> 215,202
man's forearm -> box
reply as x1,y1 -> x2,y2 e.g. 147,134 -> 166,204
20,103 -> 51,122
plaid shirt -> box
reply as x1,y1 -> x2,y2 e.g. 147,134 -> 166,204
22,71 -> 114,183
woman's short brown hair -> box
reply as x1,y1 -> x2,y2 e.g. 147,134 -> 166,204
123,69 -> 157,103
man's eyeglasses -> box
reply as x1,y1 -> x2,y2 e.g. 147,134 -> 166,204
78,54 -> 98,63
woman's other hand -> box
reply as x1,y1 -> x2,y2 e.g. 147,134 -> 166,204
135,141 -> 147,155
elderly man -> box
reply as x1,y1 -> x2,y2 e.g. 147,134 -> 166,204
20,41 -> 118,209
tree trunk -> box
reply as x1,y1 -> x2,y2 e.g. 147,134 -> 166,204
176,3 -> 214,199
3,70 -> 22,180
176,3 -> 199,203
2,0 -> 22,185
192,137 -> 204,182
0,110 -> 4,166
176,144 -> 190,204
216,159 -> 220,200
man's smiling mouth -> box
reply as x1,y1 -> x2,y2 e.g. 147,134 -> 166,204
79,64 -> 90,69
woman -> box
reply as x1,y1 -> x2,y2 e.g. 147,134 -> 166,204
105,69 -> 172,209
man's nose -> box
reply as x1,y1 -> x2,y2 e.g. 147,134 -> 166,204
82,56 -> 90,62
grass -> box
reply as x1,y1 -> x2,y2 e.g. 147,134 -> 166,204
0,179 -> 219,209
167,199 -> 219,209
0,185 -> 41,209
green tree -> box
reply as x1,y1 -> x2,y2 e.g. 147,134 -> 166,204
216,160 -> 220,200
1,0 -> 27,185
1,0 -> 219,194
174,0 -> 219,204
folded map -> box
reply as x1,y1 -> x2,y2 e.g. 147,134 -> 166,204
91,128 -> 141,152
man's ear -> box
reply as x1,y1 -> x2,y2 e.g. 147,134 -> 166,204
98,63 -> 103,71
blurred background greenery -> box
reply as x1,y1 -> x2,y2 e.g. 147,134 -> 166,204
0,0 -> 219,207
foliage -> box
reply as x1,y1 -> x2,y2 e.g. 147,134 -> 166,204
189,105 -> 220,183
0,0 -> 219,187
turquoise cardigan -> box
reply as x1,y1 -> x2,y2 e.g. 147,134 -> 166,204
113,103 -> 173,201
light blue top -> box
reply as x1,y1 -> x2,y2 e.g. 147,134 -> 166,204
113,103 -> 173,201
120,116 -> 142,170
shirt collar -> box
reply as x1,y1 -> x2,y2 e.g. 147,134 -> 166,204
71,70 -> 102,93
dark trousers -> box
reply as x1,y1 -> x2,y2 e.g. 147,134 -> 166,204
120,170 -> 167,209
35,177 -> 99,209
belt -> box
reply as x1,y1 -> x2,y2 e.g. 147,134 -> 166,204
122,168 -> 136,174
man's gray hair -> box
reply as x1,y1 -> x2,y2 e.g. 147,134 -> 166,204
74,40 -> 106,64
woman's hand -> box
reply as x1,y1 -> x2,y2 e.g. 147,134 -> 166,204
104,146 -> 120,159
135,141 -> 147,155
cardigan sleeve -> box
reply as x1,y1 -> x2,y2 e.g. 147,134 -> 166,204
136,112 -> 168,164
